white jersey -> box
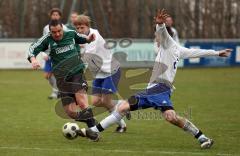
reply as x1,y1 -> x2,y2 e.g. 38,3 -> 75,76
148,24 -> 219,89
154,26 -> 179,54
81,28 -> 120,78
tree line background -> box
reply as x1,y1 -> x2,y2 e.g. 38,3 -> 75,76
0,0 -> 239,39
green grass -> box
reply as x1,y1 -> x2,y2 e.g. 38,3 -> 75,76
0,68 -> 240,156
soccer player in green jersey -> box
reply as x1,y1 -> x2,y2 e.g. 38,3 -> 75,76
28,20 -> 97,128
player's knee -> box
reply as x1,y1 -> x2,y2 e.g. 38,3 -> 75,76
117,101 -> 130,114
92,97 -> 102,107
128,96 -> 139,111
44,73 -> 51,79
101,97 -> 112,107
163,110 -> 178,124
64,106 -> 76,119
75,92 -> 88,109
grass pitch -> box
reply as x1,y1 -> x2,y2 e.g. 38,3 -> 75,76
0,68 -> 239,156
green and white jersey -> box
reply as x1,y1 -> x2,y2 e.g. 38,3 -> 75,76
28,30 -> 89,71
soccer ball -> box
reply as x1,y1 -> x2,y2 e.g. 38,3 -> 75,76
62,122 -> 80,140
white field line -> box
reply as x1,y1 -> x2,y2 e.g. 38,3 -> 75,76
0,146 -> 234,156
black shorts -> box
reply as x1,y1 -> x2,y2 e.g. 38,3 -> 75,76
56,73 -> 88,106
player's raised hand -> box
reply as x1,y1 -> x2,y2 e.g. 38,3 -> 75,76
154,9 -> 170,25
87,34 -> 95,43
218,49 -> 232,57
30,57 -> 41,70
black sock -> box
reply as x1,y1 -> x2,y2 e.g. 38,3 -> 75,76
86,118 -> 97,128
75,107 -> 98,128
195,130 -> 203,139
96,123 -> 104,132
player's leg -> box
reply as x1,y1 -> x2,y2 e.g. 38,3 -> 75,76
162,109 -> 214,149
78,100 -> 129,141
77,85 -> 158,140
62,100 -> 79,119
102,94 -> 127,133
75,89 -> 89,110
92,94 -> 103,107
78,92 -> 147,140
71,73 -> 98,128
48,74 -> 59,97
74,90 -> 97,128
99,69 -> 127,132
43,60 -> 58,99
57,72 -> 97,128
59,91 -> 97,128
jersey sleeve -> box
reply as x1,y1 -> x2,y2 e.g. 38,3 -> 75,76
43,25 -> 49,36
178,46 -> 219,59
27,35 -> 49,62
85,30 -> 101,54
155,23 -> 176,50
74,31 -> 89,44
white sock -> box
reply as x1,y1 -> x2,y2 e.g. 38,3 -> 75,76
48,75 -> 58,92
90,111 -> 123,132
198,134 -> 207,141
109,100 -> 126,128
118,119 -> 126,128
183,119 -> 200,136
90,126 -> 100,133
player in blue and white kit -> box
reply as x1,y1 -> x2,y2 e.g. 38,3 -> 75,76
77,10 -> 232,148
74,15 -> 127,133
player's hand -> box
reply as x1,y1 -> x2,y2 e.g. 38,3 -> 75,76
87,34 -> 95,43
30,57 -> 41,70
218,49 -> 232,57
154,9 -> 170,24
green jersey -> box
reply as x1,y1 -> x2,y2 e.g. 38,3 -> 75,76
28,30 -> 89,75
65,24 -> 81,53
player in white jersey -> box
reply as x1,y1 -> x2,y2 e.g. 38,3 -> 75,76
42,8 -> 68,99
74,15 -> 127,133
77,10 -> 232,149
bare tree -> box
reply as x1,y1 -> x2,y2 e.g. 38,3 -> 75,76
0,0 -> 239,38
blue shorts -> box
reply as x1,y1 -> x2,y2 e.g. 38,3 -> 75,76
43,59 -> 52,72
92,69 -> 121,94
129,83 -> 173,112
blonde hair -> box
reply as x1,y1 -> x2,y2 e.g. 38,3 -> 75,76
74,14 -> 91,27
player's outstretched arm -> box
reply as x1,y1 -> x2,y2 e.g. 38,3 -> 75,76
75,32 -> 95,44
179,46 -> 233,59
218,49 -> 232,57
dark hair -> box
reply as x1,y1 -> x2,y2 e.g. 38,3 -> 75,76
166,26 -> 173,37
49,8 -> 62,17
48,20 -> 63,30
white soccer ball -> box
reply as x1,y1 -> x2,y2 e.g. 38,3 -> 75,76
62,122 -> 80,140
